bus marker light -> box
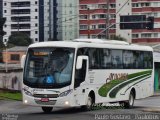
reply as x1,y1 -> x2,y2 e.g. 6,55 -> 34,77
24,100 -> 28,104
65,101 -> 69,105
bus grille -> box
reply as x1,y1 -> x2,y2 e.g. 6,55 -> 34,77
33,94 -> 59,98
35,100 -> 56,105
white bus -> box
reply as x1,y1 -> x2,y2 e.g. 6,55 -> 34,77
22,39 -> 154,113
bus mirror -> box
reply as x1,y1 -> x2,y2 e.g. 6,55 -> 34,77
76,56 -> 88,69
76,56 -> 83,69
21,55 -> 26,68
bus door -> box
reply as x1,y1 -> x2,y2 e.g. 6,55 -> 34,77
74,56 -> 88,105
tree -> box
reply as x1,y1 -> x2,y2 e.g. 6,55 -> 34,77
110,35 -> 127,41
8,32 -> 32,46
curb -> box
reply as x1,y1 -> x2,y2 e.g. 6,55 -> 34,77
151,94 -> 160,97
142,108 -> 160,113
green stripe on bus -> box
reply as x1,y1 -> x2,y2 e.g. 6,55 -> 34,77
98,70 -> 152,97
121,76 -> 151,95
109,73 -> 151,98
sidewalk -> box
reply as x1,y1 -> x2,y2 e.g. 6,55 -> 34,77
152,91 -> 160,97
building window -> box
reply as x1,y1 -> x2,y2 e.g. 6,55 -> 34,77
35,9 -> 38,12
4,3 -> 7,6
98,14 -> 106,19
132,34 -> 139,39
80,5 -> 87,9
110,4 -> 116,8
98,4 -> 107,9
98,24 -> 106,29
35,23 -> 38,27
10,54 -> 20,61
35,16 -> 38,19
35,1 -> 37,4
35,31 -> 38,34
80,15 -> 88,20
4,10 -> 7,13
35,38 -> 38,41
91,25 -> 96,29
132,3 -> 139,8
154,33 -> 158,38
141,33 -> 152,38
80,25 -> 88,30
110,14 -> 116,19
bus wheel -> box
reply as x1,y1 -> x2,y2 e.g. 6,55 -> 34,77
81,96 -> 94,111
119,91 -> 135,109
42,107 -> 53,113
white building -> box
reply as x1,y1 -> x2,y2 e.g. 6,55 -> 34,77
56,0 -> 79,41
3,0 -> 41,44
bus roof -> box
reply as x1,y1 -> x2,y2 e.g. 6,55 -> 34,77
29,39 -> 153,52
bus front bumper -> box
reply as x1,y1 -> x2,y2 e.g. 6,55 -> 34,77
23,94 -> 76,108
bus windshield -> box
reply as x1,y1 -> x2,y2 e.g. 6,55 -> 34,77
23,47 -> 75,88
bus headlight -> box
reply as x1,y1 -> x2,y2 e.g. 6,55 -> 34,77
23,89 -> 33,97
59,89 -> 73,97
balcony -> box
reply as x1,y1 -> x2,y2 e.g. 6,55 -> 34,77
11,2 -> 30,7
11,16 -> 30,22
11,9 -> 30,15
11,24 -> 30,29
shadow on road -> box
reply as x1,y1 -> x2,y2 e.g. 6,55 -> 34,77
26,106 -> 146,115
28,107 -> 85,115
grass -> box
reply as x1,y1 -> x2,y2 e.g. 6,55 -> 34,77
0,92 -> 22,101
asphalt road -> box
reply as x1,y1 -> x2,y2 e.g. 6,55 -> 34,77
0,96 -> 160,120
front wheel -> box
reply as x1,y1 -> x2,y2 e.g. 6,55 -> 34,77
119,91 -> 135,109
81,96 -> 94,111
42,107 -> 53,113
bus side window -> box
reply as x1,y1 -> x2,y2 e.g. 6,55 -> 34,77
74,60 -> 87,88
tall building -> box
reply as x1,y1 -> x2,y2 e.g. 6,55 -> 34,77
3,0 -> 47,44
2,0 -> 79,44
79,0 -> 160,44
55,0 -> 79,41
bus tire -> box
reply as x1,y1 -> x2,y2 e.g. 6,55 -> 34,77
81,95 -> 94,111
119,91 -> 135,109
42,107 -> 53,113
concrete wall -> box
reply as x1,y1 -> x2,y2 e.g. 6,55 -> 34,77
0,69 -> 22,91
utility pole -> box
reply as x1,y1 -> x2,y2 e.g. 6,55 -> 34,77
87,8 -> 90,39
106,0 -> 110,39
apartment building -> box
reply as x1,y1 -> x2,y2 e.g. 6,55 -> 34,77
79,0 -> 116,39
2,0 -> 79,44
131,0 -> 160,43
79,0 -> 160,44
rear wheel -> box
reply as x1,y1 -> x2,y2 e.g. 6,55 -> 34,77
42,107 -> 53,113
119,91 -> 135,109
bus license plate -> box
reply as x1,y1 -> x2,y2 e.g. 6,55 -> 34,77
41,98 -> 49,102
